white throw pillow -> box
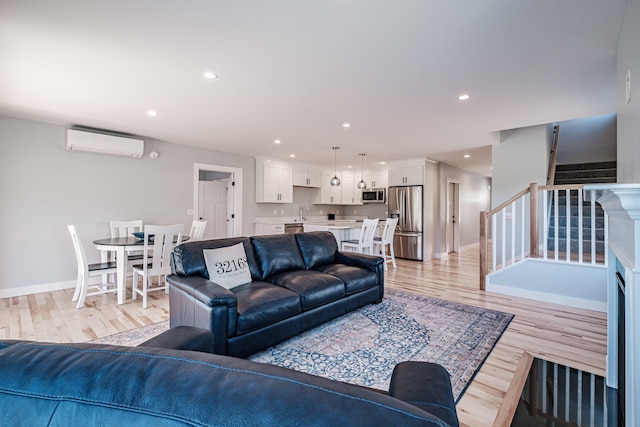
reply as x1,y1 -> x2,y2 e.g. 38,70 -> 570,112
203,243 -> 252,290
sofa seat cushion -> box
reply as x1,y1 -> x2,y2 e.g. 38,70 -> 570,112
269,270 -> 346,310
233,281 -> 301,336
314,264 -> 379,295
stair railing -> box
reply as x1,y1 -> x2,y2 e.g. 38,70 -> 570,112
479,183 -> 607,290
546,125 -> 560,185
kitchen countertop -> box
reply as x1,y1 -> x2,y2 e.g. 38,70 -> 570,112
254,216 -> 363,225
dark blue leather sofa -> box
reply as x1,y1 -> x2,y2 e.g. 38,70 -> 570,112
168,231 -> 385,357
0,327 -> 459,426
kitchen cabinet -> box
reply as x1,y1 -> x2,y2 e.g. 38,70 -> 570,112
363,169 -> 387,189
388,165 -> 423,186
256,159 -> 293,203
318,171 -> 342,204
342,173 -> 363,205
293,166 -> 321,188
254,222 -> 285,236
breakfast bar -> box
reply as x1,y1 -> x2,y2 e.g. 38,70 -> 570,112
303,222 -> 362,245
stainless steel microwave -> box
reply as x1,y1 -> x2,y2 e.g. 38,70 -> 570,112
362,188 -> 386,203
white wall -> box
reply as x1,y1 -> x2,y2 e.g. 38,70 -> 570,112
0,116 -> 258,294
491,124 -> 550,208
556,113 -> 617,165
617,0 -> 640,183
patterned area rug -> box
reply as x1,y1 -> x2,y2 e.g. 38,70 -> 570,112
89,321 -> 170,347
90,288 -> 513,402
249,289 -> 513,401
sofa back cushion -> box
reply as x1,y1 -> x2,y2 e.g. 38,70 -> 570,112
172,237 -> 261,280
294,231 -> 338,269
250,234 -> 305,279
0,341 -> 451,427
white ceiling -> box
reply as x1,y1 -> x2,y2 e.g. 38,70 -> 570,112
0,1 -> 626,176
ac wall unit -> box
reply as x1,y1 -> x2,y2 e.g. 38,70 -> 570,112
65,129 -> 144,158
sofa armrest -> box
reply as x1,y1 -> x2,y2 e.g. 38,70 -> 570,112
336,251 -> 384,272
388,361 -> 459,427
168,275 -> 237,307
138,326 -> 215,354
167,275 -> 239,354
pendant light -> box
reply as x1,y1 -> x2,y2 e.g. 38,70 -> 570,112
357,153 -> 367,189
330,147 -> 341,187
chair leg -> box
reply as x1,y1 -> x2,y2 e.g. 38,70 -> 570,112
142,274 -> 148,309
389,243 -> 396,268
72,276 -> 82,302
75,274 -> 88,309
132,272 -> 138,301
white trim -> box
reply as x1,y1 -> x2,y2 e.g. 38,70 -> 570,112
0,280 -> 76,299
193,163 -> 243,237
486,282 -> 607,312
460,242 -> 479,251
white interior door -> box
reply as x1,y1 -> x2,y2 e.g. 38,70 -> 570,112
199,180 -> 228,239
446,181 -> 460,254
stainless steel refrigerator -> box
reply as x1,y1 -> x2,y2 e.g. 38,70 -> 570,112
388,185 -> 423,261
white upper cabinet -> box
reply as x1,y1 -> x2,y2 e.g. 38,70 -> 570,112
293,166 -> 322,188
363,168 -> 387,189
256,158 -> 293,203
341,172 -> 359,205
318,170 -> 342,204
388,163 -> 423,186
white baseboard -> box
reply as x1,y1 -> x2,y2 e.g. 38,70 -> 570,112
439,242 -> 479,259
0,280 -> 76,299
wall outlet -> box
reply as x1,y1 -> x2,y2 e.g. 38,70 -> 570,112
280,209 -> 284,214
274,209 -> 278,215
186,209 -> 194,215
319,209 -> 323,214
353,209 -> 357,214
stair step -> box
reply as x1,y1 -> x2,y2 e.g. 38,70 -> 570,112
553,161 -> 617,186
548,227 -> 605,240
555,161 -> 617,172
546,239 -> 605,254
555,169 -> 617,180
553,176 -> 617,185
550,216 -> 605,229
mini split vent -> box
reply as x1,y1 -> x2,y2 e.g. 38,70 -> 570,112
65,129 -> 144,158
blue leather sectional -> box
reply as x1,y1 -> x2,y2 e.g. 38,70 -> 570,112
168,231 -> 385,357
0,327 -> 459,426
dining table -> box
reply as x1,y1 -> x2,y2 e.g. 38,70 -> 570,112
93,235 -> 188,305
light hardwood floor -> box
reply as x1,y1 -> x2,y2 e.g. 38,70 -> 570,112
0,246 -> 607,427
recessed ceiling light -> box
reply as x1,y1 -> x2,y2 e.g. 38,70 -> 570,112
274,139 -> 281,144
147,110 -> 158,117
464,154 -> 470,158
289,154 -> 295,158
380,161 -> 386,165
342,123 -> 351,128
347,165 -> 352,168
458,94 -> 470,101
203,72 -> 218,80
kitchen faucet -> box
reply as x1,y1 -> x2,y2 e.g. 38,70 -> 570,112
299,206 -> 310,221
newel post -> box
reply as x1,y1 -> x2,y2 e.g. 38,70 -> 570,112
479,211 -> 488,290
529,183 -> 539,258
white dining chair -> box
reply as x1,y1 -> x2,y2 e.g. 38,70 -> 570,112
67,224 -> 118,309
132,224 -> 184,309
109,219 -> 143,238
109,219 -> 144,273
341,219 -> 379,255
373,217 -> 399,271
189,220 -> 207,241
